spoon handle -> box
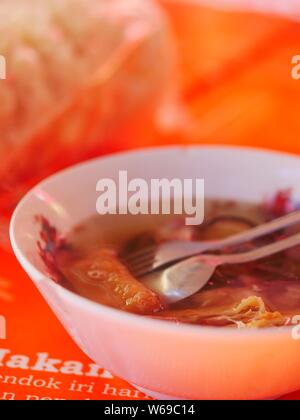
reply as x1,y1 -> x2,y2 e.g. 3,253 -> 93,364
216,232 -> 300,265
203,210 -> 300,251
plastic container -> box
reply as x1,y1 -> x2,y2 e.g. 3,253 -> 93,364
0,0 -> 177,216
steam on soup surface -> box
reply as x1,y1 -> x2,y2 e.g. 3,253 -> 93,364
38,194 -> 300,328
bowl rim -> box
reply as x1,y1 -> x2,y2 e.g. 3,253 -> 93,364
10,144 -> 300,338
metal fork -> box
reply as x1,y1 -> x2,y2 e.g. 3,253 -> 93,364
121,210 -> 300,278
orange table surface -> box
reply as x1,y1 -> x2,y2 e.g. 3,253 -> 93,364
2,3 -> 300,400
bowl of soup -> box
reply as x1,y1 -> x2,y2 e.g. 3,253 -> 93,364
10,146 -> 300,400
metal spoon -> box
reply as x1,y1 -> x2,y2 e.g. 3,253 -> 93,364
142,231 -> 300,304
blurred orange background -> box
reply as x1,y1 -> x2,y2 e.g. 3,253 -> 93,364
160,2 -> 300,154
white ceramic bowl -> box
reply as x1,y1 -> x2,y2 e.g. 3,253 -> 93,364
10,146 -> 300,400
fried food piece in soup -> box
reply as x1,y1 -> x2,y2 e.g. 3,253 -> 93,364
60,249 -> 163,315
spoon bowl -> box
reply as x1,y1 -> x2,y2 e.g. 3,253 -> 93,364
142,259 -> 216,304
